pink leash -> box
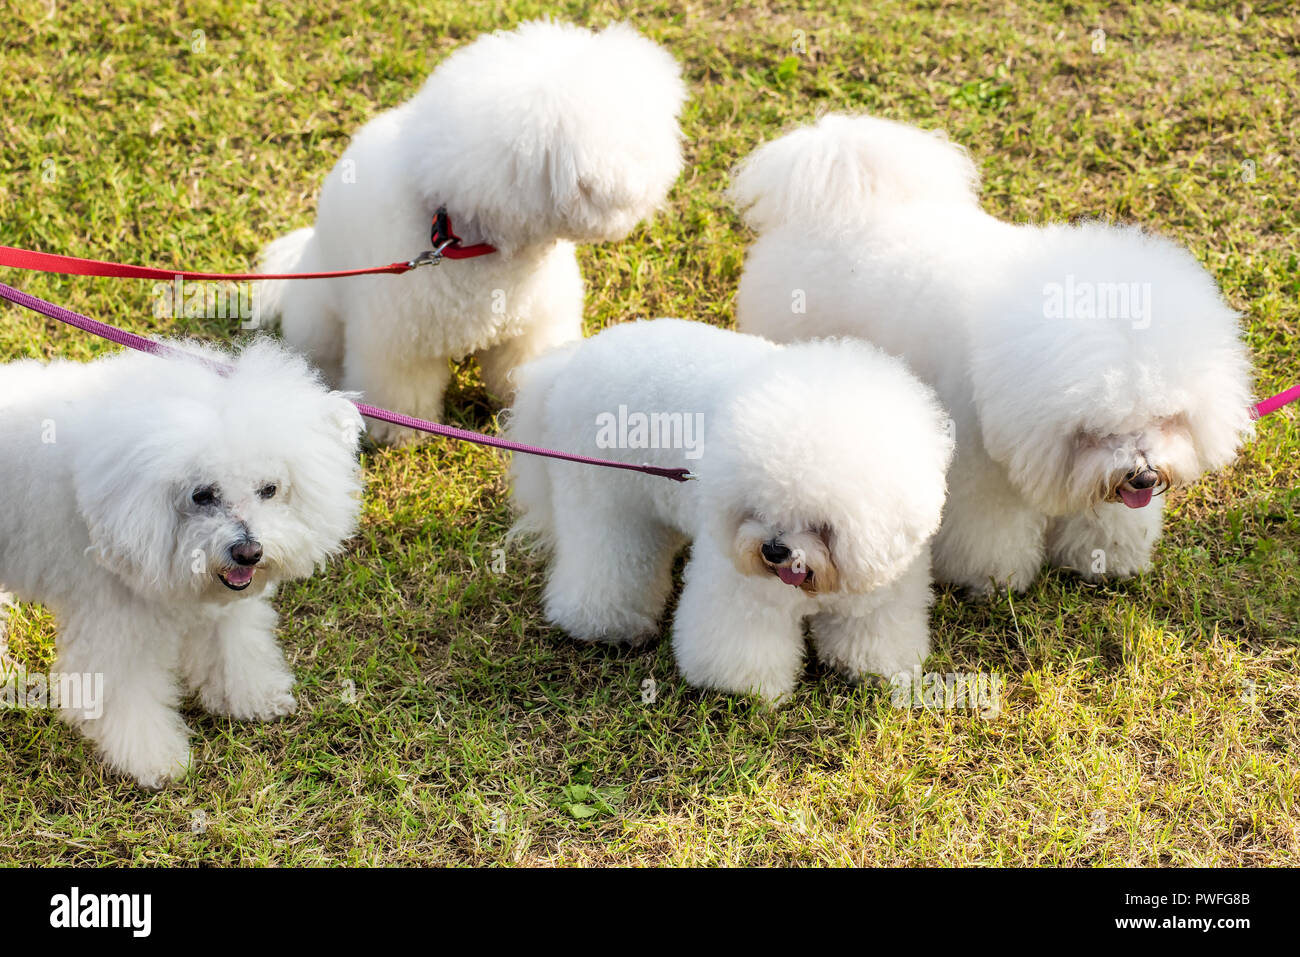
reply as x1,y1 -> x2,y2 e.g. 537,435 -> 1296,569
0,281 -> 693,483
1252,383 -> 1300,420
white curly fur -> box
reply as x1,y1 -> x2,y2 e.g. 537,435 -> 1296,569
0,339 -> 364,787
257,20 -> 686,444
732,113 -> 1255,595
506,319 -> 954,701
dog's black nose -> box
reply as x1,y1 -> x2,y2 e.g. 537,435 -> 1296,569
1127,469 -> 1158,490
231,540 -> 263,566
761,540 -> 790,564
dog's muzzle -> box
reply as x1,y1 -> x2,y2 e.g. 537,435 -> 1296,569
218,539 -> 263,591
1116,467 -> 1163,509
761,539 -> 810,588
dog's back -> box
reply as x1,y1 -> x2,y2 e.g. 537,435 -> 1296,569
729,113 -> 981,234
729,114 -> 1026,409
505,320 -> 774,543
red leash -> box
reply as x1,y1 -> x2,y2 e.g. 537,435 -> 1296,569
0,280 -> 693,484
0,207 -> 495,281
0,244 -> 413,281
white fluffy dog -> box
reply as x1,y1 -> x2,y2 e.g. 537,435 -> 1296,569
731,114 -> 1255,595
0,339 -> 364,787
258,20 -> 686,444
506,319 -> 954,700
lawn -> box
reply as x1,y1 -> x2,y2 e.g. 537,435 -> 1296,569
0,0 -> 1296,866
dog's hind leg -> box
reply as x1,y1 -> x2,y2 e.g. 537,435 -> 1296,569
1047,499 -> 1165,582
542,505 -> 681,646
671,547 -> 805,701
268,234 -> 348,387
181,597 -> 297,721
55,601 -> 192,789
475,313 -> 583,404
811,555 -> 933,683
280,296 -> 346,387
341,327 -> 453,445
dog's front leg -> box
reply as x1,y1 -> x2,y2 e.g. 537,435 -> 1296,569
671,548 -> 806,702
1046,498 -> 1165,582
182,596 -> 297,721
811,554 -> 933,684
55,601 -> 191,789
933,465 -> 1048,596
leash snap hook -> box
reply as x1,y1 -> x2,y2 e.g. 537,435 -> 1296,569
406,238 -> 456,269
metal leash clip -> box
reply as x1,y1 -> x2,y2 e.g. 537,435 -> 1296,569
406,206 -> 465,268
644,465 -> 696,481
406,238 -> 456,269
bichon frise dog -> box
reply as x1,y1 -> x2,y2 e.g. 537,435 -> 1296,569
258,20 -> 686,444
0,339 -> 364,787
506,319 -> 954,700
731,114 -> 1254,595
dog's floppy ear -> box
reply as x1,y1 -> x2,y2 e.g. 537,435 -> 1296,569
325,391 -> 365,456
271,390 -> 366,578
73,429 -> 185,594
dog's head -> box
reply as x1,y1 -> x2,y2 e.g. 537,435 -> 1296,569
410,21 -> 687,251
1065,418 -> 1196,511
703,337 -> 954,596
73,339 -> 364,601
970,223 -> 1255,516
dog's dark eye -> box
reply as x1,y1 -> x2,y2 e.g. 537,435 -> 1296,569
258,484 -> 278,500
191,486 -> 219,507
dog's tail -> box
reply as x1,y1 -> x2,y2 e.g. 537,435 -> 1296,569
729,113 -> 981,233
501,343 -> 581,550
252,227 -> 315,329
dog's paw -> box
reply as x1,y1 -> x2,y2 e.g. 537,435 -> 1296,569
131,750 -> 193,791
685,668 -> 796,705
112,732 -> 193,790
202,683 -> 298,722
237,689 -> 298,722
961,572 -> 1034,600
752,685 -> 795,708
77,706 -> 192,789
259,688 -> 299,720
545,604 -> 661,647
823,653 -> 915,691
366,418 -> 432,448
622,630 -> 659,649
1068,559 -> 1149,584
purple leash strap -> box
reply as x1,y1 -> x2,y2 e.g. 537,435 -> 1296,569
0,280 -> 693,483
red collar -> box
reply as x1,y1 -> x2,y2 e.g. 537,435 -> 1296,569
428,206 -> 496,260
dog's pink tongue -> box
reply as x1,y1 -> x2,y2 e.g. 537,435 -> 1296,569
1120,487 -> 1154,509
224,566 -> 255,585
777,567 -> 807,587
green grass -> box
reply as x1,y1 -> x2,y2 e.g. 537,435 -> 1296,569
1,0 -> 1297,866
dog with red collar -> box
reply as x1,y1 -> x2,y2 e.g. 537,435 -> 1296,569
258,20 -> 686,445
